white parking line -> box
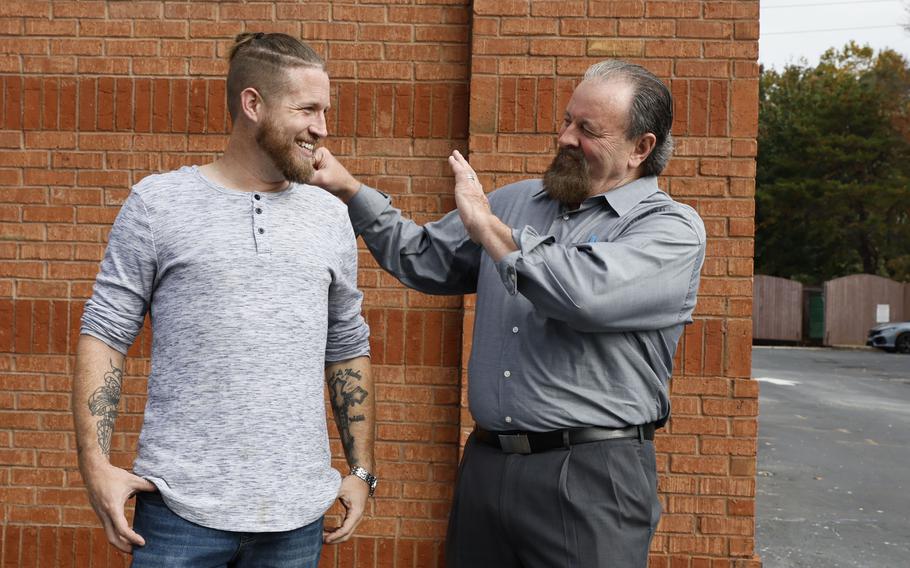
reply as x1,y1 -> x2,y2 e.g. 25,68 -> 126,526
755,377 -> 801,386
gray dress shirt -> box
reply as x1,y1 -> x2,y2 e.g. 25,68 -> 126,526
348,176 -> 705,431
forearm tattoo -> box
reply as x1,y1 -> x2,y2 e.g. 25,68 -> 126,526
327,367 -> 368,465
87,360 -> 123,456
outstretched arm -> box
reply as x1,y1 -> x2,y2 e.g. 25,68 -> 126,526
323,355 -> 374,544
73,335 -> 155,553
311,147 -> 482,295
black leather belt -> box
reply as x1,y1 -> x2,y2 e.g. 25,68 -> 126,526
473,423 -> 655,454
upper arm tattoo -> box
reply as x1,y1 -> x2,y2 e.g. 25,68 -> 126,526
87,360 -> 123,456
327,367 -> 368,465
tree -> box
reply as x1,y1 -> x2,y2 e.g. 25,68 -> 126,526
757,43 -> 910,284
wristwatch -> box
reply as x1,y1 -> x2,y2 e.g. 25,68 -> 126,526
350,466 -> 378,497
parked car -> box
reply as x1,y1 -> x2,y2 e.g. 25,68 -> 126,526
867,322 -> 910,354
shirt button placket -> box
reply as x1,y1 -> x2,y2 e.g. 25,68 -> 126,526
252,194 -> 270,254
503,325 -> 518,427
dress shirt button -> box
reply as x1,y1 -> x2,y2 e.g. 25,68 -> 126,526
255,208 -> 262,214
503,370 -> 511,378
254,194 -> 261,200
562,214 -> 570,221
504,416 -> 512,424
511,326 -> 519,334
258,228 -> 265,234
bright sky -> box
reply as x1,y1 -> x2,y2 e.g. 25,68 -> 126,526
759,0 -> 910,69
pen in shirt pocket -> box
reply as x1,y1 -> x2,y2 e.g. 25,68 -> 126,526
587,234 -> 598,244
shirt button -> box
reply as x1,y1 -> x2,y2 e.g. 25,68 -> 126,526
505,416 -> 512,424
511,326 -> 519,334
562,214 -> 570,220
254,194 -> 261,200
258,228 -> 265,234
503,370 -> 511,378
256,208 -> 262,214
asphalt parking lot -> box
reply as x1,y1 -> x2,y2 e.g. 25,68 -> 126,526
754,346 -> 910,568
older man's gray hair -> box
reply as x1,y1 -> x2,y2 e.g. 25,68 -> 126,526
584,60 -> 675,177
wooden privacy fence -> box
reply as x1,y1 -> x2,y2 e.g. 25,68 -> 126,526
825,274 -> 909,346
753,274 -> 910,346
753,275 -> 803,342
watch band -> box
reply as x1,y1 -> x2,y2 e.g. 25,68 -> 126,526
350,466 -> 378,497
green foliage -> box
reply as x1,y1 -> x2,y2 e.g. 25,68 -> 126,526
757,43 -> 910,284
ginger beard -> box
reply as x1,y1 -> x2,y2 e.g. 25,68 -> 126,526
255,112 -> 315,184
542,146 -> 592,206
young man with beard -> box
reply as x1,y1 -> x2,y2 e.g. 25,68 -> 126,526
73,33 -> 376,567
309,60 -> 706,567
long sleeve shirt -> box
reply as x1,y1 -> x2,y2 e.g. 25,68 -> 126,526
348,176 -> 705,431
81,165 -> 370,532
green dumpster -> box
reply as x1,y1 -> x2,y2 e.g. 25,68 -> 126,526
807,291 -> 824,342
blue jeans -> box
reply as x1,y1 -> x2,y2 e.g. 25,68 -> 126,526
131,491 -> 323,568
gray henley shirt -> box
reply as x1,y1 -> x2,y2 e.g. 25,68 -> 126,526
81,165 -> 370,532
348,176 -> 705,432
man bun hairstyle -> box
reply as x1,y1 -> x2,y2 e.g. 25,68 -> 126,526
226,32 -> 325,121
584,60 -> 674,177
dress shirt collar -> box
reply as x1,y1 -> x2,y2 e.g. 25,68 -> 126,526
532,176 -> 660,217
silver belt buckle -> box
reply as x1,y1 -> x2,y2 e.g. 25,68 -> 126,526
498,433 -> 531,454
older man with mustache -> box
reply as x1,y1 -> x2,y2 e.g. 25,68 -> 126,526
313,60 -> 706,568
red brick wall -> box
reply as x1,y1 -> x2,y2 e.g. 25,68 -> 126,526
0,2 -> 759,567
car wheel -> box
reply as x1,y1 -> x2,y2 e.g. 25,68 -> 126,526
896,333 -> 910,354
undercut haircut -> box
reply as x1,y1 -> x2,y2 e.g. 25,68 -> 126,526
226,32 -> 325,122
584,60 -> 675,177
